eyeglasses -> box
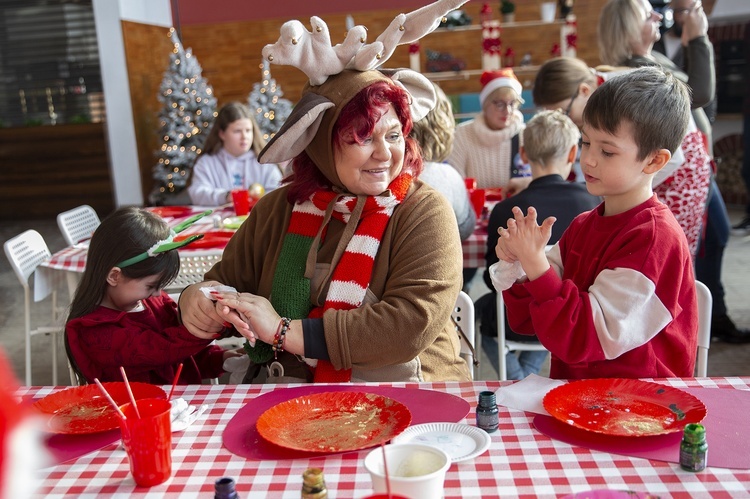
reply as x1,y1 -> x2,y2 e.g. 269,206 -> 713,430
490,99 -> 520,111
564,86 -> 580,117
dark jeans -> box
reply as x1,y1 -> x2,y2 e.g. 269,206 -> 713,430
695,179 -> 731,318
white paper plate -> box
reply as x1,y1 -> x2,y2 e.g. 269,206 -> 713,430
391,422 -> 491,463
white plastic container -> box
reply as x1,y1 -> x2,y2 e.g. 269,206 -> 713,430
364,443 -> 451,499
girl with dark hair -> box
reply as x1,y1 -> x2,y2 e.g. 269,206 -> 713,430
65,207 -> 240,384
188,102 -> 283,206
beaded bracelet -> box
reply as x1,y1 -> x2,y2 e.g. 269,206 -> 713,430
272,317 -> 292,359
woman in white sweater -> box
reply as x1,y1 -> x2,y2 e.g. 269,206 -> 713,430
448,69 -> 531,196
188,102 -> 282,206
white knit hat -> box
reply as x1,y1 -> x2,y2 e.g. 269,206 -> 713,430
479,68 -> 524,106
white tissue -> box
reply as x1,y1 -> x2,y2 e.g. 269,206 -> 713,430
170,398 -> 209,432
200,285 -> 238,301
489,260 -> 526,291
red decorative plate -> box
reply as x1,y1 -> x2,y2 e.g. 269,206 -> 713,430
148,206 -> 195,218
543,378 -> 706,437
256,392 -> 412,453
175,230 -> 234,249
33,382 -> 167,435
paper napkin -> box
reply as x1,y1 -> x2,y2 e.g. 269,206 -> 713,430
495,373 -> 564,415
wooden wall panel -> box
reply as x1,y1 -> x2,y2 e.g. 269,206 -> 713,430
121,21 -> 175,200
0,123 -> 113,220
179,0 -> 604,104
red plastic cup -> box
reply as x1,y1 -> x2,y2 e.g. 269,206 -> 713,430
464,177 -> 477,191
470,188 -> 486,218
119,398 -> 172,487
231,189 -> 250,216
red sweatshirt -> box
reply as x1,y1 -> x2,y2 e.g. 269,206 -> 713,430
66,293 -> 225,384
502,196 -> 698,379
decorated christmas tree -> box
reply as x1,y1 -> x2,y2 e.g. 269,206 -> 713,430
248,61 -> 293,141
150,28 -> 217,204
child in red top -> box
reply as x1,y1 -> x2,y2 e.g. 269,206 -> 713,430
490,67 -> 698,379
65,207 -> 241,384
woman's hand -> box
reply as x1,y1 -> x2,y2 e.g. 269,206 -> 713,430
681,1 -> 708,44
212,292 -> 282,346
178,281 -> 227,340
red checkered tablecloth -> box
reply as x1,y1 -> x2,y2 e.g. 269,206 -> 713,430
463,223 -> 488,269
20,378 -> 750,498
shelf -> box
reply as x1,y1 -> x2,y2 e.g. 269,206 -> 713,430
434,19 -> 565,32
425,66 -> 542,82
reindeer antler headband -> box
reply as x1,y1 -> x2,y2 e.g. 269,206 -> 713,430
258,0 -> 469,179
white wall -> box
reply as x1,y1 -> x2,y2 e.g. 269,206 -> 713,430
91,0 -> 172,207
709,0 -> 750,23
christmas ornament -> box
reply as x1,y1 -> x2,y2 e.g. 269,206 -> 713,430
248,183 -> 265,200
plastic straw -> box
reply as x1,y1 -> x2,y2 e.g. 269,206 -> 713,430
120,366 -> 141,419
93,378 -> 127,421
382,443 -> 392,498
168,363 -> 183,402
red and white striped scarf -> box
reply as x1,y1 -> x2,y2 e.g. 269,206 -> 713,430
299,174 -> 412,382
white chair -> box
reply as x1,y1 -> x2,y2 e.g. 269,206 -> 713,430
695,280 -> 712,377
164,250 -> 223,294
452,290 -> 478,379
57,205 -> 100,246
496,292 -> 548,381
4,230 -> 62,386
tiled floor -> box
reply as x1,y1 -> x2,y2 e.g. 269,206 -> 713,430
1,207 -> 748,386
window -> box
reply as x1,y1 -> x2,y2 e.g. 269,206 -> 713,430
0,0 -> 104,127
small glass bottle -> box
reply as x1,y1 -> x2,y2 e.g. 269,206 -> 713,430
215,477 -> 239,499
301,467 -> 328,498
680,423 -> 708,472
476,390 -> 499,433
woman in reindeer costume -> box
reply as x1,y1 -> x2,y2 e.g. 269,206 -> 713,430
179,0 -> 472,383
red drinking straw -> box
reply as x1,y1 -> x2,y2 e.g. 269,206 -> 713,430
119,366 -> 141,419
168,363 -> 183,402
93,378 -> 127,421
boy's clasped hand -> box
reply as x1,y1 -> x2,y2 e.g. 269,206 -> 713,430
495,206 -> 555,281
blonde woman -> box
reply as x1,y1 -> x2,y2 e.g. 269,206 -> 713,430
411,82 -> 476,241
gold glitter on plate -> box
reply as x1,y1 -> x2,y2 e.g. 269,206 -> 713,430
256,392 -> 412,452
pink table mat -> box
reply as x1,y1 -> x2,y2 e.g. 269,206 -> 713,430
44,429 -> 120,465
223,385 -> 471,460
534,387 -> 750,469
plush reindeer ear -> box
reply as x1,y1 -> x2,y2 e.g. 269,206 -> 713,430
258,93 -> 334,164
381,69 -> 436,122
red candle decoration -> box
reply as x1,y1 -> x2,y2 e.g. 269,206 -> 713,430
481,3 -> 493,24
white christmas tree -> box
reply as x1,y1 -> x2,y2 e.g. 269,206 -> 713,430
248,61 -> 293,141
150,28 -> 217,204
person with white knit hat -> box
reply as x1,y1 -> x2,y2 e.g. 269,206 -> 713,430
448,68 -> 531,194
